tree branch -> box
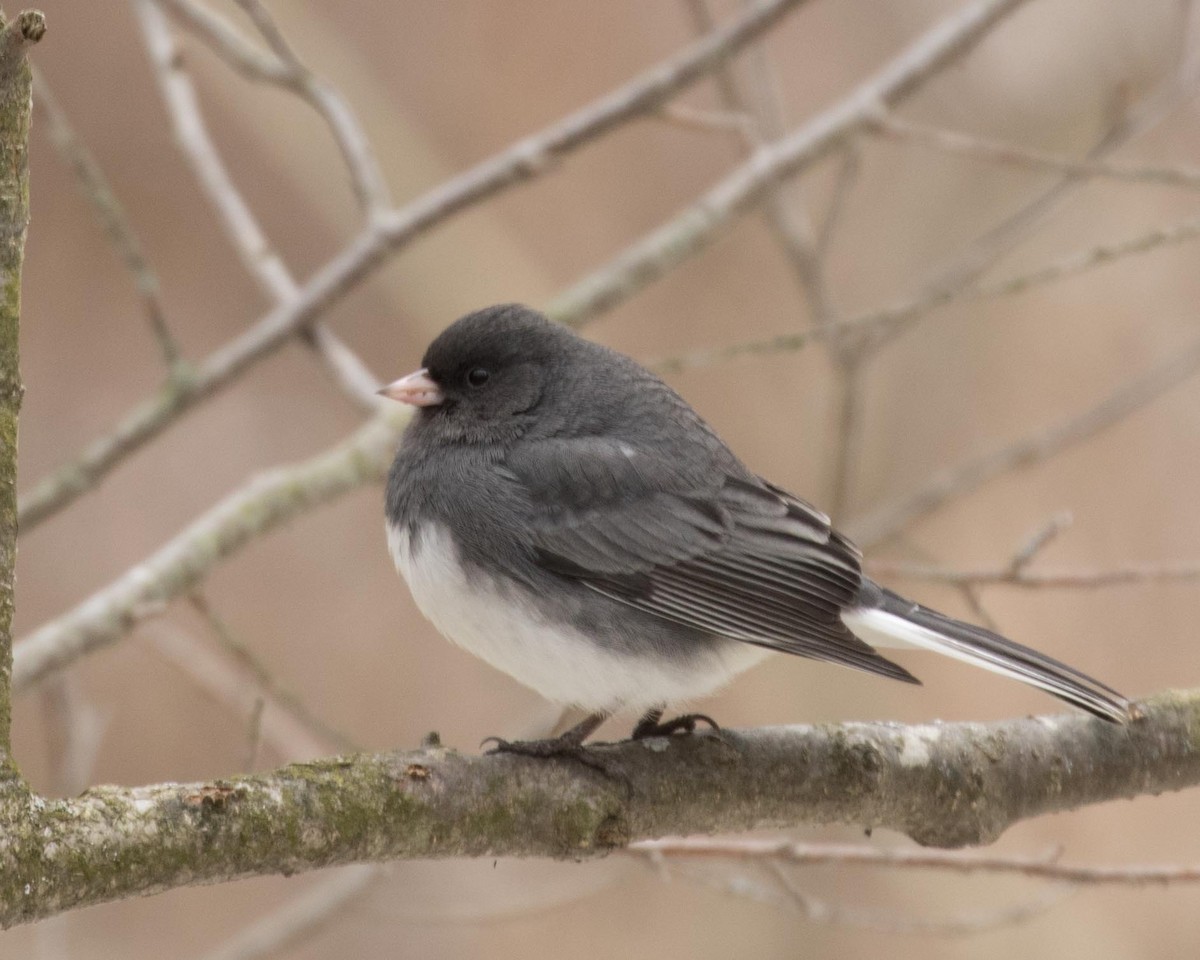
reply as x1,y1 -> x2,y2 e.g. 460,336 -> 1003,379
630,837 -> 1200,886
33,68 -> 182,371
0,8 -> 43,762
0,690 -> 1196,928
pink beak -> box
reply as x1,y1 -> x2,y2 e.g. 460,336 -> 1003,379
377,368 -> 444,407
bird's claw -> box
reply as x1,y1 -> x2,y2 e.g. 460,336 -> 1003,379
631,712 -> 720,739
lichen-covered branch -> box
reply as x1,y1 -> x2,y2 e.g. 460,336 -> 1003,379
0,689 -> 1196,928
0,8 -> 43,761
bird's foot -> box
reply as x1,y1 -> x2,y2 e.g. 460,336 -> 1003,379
630,709 -> 720,740
481,712 -> 612,775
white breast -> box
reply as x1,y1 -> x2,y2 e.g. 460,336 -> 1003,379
388,522 -> 766,713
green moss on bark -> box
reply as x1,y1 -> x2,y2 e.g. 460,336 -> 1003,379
0,9 -> 43,764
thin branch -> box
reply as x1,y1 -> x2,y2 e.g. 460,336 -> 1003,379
197,866 -> 382,960
650,212 -> 1200,373
38,672 -> 107,797
1,690 -> 1198,927
136,0 -> 381,414
548,0 -> 1037,329
641,837 -> 1069,934
656,102 -> 755,135
851,332 -> 1200,547
150,623 -> 341,761
869,561 -> 1200,590
32,70 -> 182,371
813,143 -> 861,259
1007,511 -> 1073,573
139,0 -> 294,301
632,837 -> 1200,885
188,592 -> 362,755
17,0 -> 818,533
873,113 -> 1200,190
760,857 -> 1070,935
162,0 -> 393,218
244,695 -> 265,773
683,0 -> 835,331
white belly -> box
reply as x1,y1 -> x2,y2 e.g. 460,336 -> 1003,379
388,522 -> 766,713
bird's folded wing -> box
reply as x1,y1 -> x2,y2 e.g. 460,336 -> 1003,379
505,438 -> 917,683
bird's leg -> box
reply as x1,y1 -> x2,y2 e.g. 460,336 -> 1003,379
631,707 -> 720,739
482,712 -> 609,769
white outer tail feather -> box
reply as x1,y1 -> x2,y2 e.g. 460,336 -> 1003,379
840,606 -> 1132,722
843,607 -> 1062,695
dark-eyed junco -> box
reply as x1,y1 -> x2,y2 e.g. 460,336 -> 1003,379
380,304 -> 1133,754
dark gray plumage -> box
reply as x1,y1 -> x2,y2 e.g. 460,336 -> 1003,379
382,304 -> 1133,736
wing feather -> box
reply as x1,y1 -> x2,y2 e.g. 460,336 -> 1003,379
507,438 -> 917,684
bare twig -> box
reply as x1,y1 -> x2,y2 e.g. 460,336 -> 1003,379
17,0 -> 818,533
163,0 -> 393,218
1006,511 -> 1073,572
631,837 -> 1200,885
873,113 -> 1200,190
760,857 -> 1071,935
683,0 -> 834,330
244,696 -> 265,772
136,0 -> 381,413
870,561 -> 1200,590
656,102 -> 755,134
813,143 -> 861,259
851,332 -> 1200,547
650,212 -> 1200,373
549,0 -> 1036,329
33,70 -> 182,371
189,592 -> 362,754
38,672 -> 107,797
198,866 -> 382,960
139,1 -> 294,300
150,623 -> 340,760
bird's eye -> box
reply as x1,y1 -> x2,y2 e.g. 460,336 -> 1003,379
467,367 -> 490,387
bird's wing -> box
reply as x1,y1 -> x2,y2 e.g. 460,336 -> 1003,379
506,438 -> 917,683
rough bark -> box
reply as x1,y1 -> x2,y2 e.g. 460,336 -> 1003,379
0,690 -> 1196,928
0,9 -> 43,768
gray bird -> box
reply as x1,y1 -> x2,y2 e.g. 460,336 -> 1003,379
380,304 -> 1134,755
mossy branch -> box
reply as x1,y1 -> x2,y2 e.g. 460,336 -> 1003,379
0,8 -> 44,763
0,690 -> 1197,928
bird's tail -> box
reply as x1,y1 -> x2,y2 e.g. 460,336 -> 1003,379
841,583 -> 1135,723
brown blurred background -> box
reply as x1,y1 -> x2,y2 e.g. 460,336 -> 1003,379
4,0 -> 1200,957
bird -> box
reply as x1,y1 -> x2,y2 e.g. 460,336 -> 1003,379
379,304 -> 1135,756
